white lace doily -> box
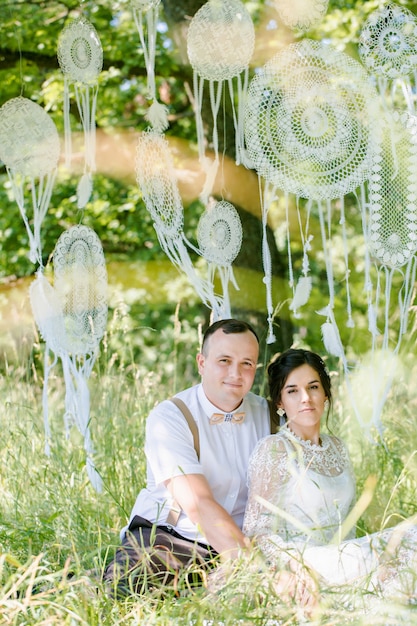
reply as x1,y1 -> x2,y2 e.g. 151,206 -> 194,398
272,0 -> 329,31
0,96 -> 60,177
187,0 -> 255,81
135,131 -> 184,238
197,200 -> 242,266
57,16 -> 103,85
244,39 -> 381,200
53,225 -> 108,356
368,111 -> 417,268
359,3 -> 417,79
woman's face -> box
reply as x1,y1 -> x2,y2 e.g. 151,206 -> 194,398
278,363 -> 327,433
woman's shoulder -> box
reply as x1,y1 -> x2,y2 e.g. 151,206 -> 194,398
252,432 -> 290,455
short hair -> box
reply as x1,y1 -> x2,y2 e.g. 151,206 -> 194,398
268,348 -> 332,409
201,319 -> 259,355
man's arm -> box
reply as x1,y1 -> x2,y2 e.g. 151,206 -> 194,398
165,473 -> 250,558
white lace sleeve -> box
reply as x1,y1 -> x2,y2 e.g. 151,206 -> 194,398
243,435 -> 290,537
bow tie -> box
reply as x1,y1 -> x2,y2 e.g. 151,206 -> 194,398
209,411 -> 245,425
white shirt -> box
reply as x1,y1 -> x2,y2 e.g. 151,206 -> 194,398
124,383 -> 270,543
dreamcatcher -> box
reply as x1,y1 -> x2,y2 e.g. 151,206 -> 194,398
187,0 -> 255,202
245,39 -> 381,351
135,130 -> 224,318
57,15 -> 103,208
30,225 -> 108,492
0,96 -> 60,267
271,0 -> 329,31
197,200 -> 242,319
130,0 -> 169,132
359,2 -> 417,114
360,109 -> 417,427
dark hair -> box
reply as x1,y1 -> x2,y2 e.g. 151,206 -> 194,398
268,348 -> 332,416
201,319 -> 259,355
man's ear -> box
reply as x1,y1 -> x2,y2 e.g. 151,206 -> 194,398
196,352 -> 205,376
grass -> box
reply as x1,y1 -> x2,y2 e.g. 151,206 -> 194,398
1,309 -> 417,624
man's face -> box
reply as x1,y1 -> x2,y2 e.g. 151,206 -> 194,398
196,329 -> 259,412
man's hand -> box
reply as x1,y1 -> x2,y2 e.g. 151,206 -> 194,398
165,473 -> 250,558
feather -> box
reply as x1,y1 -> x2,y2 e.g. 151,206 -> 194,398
289,275 -> 312,311
321,320 -> 345,358
145,100 -> 170,133
77,173 -> 93,209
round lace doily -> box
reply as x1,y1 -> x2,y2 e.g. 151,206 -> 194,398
0,96 -> 60,177
135,132 -> 184,238
197,200 -> 242,266
244,39 -> 380,200
57,16 -> 103,84
53,225 -> 108,356
272,0 -> 329,31
187,0 -> 255,81
369,111 -> 417,268
359,3 -> 417,79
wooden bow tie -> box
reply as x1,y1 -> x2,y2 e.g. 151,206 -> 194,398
209,411 -> 245,425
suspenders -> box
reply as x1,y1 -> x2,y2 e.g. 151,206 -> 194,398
165,397 -> 280,526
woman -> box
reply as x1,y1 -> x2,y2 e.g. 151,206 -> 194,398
243,349 -> 417,599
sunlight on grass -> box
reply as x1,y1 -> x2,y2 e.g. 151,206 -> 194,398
1,306 -> 417,624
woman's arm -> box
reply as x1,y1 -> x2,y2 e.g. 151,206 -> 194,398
243,435 -> 290,540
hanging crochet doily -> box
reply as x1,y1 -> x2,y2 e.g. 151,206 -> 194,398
244,39 -> 381,347
360,114 -> 417,430
30,225 -> 107,492
136,131 -> 184,239
197,200 -> 242,266
187,0 -> 255,199
245,39 -> 380,201
197,200 -> 242,318
135,130 -> 223,317
368,112 -> 417,269
0,96 -> 60,266
359,3 -> 417,114
187,0 -> 254,82
364,109 -> 417,359
57,16 -> 103,208
53,224 -> 108,356
272,0 -> 329,31
359,3 -> 417,81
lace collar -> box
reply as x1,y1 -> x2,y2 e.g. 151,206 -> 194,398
280,424 -> 330,451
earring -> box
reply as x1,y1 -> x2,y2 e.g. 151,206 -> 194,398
277,407 -> 285,417
324,399 -> 329,412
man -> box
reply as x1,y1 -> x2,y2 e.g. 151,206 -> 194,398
103,318 -> 271,596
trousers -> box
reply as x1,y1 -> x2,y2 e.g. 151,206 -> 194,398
103,515 -> 219,597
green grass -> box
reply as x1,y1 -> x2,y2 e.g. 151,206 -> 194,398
1,309 -> 417,624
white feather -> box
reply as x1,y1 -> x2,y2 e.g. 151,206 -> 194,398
289,275 -> 312,311
321,321 -> 345,358
77,173 -> 93,209
145,100 -> 169,133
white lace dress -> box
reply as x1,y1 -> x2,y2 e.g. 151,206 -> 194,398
243,426 -> 417,596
